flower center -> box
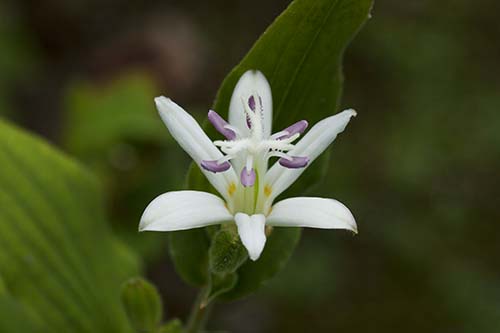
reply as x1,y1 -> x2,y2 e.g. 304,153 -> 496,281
201,93 -> 310,190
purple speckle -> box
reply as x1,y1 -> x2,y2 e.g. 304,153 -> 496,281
240,167 -> 256,187
245,95 -> 256,129
208,110 -> 236,140
248,95 -> 256,111
279,156 -> 309,169
201,160 -> 231,173
246,115 -> 252,129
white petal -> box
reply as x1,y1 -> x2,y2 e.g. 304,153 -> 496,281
155,96 -> 238,202
228,70 -> 273,137
234,213 -> 267,261
267,197 -> 357,233
139,190 -> 233,232
264,109 -> 356,203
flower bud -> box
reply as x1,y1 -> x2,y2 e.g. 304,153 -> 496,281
121,278 -> 163,332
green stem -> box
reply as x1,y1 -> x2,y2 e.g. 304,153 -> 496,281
185,287 -> 213,333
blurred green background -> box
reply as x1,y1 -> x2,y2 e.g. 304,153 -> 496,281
1,0 -> 499,332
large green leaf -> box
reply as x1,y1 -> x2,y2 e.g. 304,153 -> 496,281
171,0 -> 372,297
0,294 -> 44,333
0,119 -> 140,332
213,0 -> 372,196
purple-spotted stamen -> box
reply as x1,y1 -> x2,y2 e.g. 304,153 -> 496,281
201,160 -> 231,173
276,120 -> 308,140
208,110 -> 236,140
240,166 -> 256,187
279,156 -> 309,169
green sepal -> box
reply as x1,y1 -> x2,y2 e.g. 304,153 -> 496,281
209,228 -> 248,275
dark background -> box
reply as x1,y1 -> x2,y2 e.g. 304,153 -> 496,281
1,0 -> 500,332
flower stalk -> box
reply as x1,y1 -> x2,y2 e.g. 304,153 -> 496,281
185,287 -> 213,333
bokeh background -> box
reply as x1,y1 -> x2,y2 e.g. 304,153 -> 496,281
2,0 -> 500,332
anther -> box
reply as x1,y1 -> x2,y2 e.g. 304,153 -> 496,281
201,160 -> 231,173
208,110 -> 236,140
278,156 -> 309,169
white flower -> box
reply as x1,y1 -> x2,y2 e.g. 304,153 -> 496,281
139,70 -> 357,261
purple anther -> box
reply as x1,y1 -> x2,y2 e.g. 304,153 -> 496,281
201,160 -> 231,173
276,120 -> 309,140
208,110 -> 236,140
278,156 -> 309,169
240,167 -> 256,187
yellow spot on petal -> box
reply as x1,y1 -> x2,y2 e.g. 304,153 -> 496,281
265,225 -> 273,237
228,182 -> 236,196
264,184 -> 272,197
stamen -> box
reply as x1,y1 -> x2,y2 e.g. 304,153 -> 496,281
216,155 -> 233,164
223,124 -> 241,137
275,120 -> 308,140
208,110 -> 236,140
201,159 -> 231,173
240,166 -> 256,187
214,139 -> 250,156
270,130 -> 288,140
279,156 -> 309,169
259,138 -> 296,152
268,151 -> 291,160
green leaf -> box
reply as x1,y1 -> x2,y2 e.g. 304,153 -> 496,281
213,0 -> 372,194
0,274 -> 5,296
0,119 -> 140,332
0,296 -> 45,333
168,229 -> 210,286
121,278 -> 163,333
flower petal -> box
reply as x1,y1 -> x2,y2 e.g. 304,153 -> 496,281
228,70 -> 273,137
267,197 -> 357,233
139,190 -> 233,232
155,96 -> 238,201
264,109 -> 356,204
234,213 -> 267,261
